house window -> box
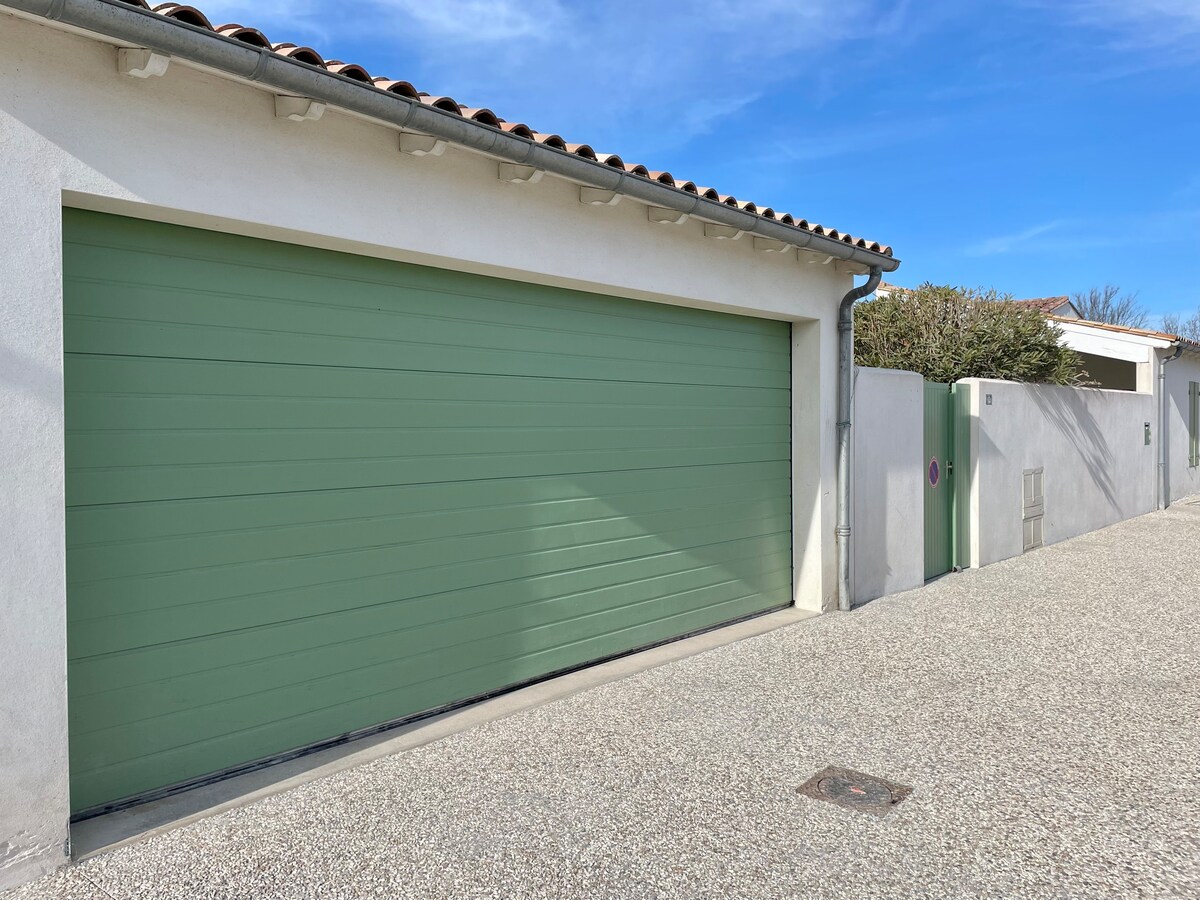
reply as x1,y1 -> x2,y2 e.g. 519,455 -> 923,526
1191,381 -> 1199,468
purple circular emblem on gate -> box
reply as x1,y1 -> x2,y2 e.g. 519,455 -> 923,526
928,457 -> 940,487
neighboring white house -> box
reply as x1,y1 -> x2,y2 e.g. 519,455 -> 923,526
1049,317 -> 1200,506
0,1 -> 901,889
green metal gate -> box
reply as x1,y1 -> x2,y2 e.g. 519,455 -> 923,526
923,382 -> 956,580
64,209 -> 793,816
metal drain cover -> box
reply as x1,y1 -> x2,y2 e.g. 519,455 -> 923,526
796,766 -> 912,816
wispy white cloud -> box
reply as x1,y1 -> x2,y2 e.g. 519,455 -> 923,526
1035,0 -> 1200,60
368,0 -> 569,42
184,0 -> 917,152
966,207 -> 1200,258
965,221 -> 1064,256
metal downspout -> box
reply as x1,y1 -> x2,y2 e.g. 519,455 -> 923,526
1158,345 -> 1183,509
836,267 -> 883,612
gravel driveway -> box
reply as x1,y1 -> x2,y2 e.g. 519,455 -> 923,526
12,502 -> 1200,900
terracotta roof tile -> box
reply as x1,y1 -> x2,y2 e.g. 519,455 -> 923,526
563,142 -> 597,160
1046,315 -> 1196,346
459,108 -> 501,127
215,24 -> 272,48
274,43 -> 326,67
111,0 -> 892,257
324,61 -> 373,82
419,95 -> 463,114
372,78 -> 420,99
499,121 -> 535,139
529,132 -> 567,150
152,4 -> 212,29
1014,296 -> 1073,314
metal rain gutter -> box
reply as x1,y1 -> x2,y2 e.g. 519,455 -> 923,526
0,0 -> 900,273
836,266 -> 883,613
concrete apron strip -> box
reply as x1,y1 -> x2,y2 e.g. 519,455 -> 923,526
71,606 -> 815,862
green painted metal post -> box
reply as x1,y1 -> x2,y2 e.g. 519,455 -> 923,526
952,383 -> 972,570
923,382 -> 954,580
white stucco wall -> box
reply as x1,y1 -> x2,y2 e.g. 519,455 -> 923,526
961,379 -> 1157,568
851,367 -> 925,604
0,11 -> 865,887
1162,349 -> 1200,505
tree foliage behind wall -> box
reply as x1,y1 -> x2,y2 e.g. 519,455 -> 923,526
854,283 -> 1084,385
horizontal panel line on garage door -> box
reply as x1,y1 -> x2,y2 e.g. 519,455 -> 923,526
70,408 -> 788,432
64,274 -> 792,369
70,443 -> 791,473
67,491 -> 786,586
67,447 -> 791,508
68,478 -> 788,566
66,460 -> 787,515
68,517 -> 791,653
65,328 -> 786,388
70,560 -> 794,730
70,580 -> 791,776
66,230 -> 785,344
69,430 -> 789,470
65,308 -> 789,383
69,424 -> 790,436
66,355 -> 790,408
67,463 -> 789,543
70,545 -> 793,698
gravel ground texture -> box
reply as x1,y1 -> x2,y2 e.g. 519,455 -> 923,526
10,502 -> 1200,900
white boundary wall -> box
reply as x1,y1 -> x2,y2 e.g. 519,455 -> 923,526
961,379 -> 1157,568
0,12 -> 855,888
851,367 -> 925,604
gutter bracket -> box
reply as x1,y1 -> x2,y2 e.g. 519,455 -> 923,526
648,207 -> 688,225
117,47 -> 170,78
498,163 -> 543,184
752,237 -> 790,253
580,186 -> 620,206
274,95 -> 325,122
398,132 -> 447,157
703,223 -> 743,240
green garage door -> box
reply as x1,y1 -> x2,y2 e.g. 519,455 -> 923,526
64,209 -> 793,816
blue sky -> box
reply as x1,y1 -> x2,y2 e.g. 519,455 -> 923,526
202,0 -> 1200,322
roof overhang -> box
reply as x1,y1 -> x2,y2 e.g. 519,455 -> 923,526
0,0 -> 900,275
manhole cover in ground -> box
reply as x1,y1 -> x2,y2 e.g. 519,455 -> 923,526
796,766 -> 913,816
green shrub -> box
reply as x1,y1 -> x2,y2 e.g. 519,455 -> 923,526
854,283 -> 1084,385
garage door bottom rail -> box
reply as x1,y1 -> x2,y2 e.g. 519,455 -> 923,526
70,602 -> 790,823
